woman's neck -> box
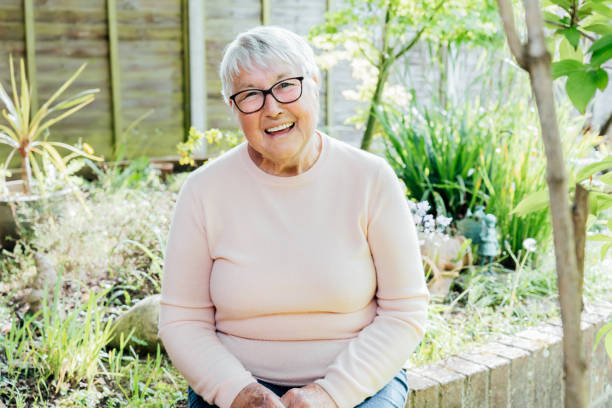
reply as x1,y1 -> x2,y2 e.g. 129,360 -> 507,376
248,132 -> 322,177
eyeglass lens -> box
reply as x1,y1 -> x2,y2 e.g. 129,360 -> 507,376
234,78 -> 302,113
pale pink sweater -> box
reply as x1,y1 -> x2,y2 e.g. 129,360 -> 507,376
159,133 -> 429,408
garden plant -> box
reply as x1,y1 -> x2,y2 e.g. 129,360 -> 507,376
0,0 -> 611,406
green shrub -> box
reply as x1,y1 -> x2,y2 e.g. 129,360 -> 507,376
377,97 -> 595,265
1,283 -> 114,396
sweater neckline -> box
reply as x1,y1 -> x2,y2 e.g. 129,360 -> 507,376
239,130 -> 330,186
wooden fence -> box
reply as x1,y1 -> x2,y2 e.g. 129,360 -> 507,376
0,0 -> 357,161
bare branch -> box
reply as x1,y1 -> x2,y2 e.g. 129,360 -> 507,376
497,0 -> 528,70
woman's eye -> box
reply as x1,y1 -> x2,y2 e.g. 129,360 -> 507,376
240,91 -> 259,101
279,81 -> 295,89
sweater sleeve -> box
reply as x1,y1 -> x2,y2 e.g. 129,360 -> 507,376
315,160 -> 429,408
158,175 -> 257,408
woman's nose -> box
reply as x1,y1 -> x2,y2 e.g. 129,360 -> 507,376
262,93 -> 283,116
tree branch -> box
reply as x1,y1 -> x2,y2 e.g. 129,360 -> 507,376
497,0 -> 528,70
543,20 -> 596,42
572,183 -> 589,313
392,0 -> 445,61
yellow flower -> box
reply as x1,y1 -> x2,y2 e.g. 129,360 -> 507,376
83,142 -> 94,155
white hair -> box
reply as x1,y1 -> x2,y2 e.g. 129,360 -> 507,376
219,26 -> 321,104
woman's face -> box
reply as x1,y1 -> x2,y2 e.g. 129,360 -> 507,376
229,62 -> 319,169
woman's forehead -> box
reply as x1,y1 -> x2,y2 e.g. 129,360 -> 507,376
232,62 -> 299,90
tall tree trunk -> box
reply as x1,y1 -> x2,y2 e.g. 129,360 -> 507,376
360,66 -> 390,151
497,0 -> 588,406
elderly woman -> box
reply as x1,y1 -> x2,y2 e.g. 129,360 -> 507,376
159,26 -> 429,408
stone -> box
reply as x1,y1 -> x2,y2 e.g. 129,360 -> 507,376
460,350 -> 510,408
109,294 -> 163,354
415,363 -> 465,408
497,334 -> 553,407
404,370 -> 439,408
483,342 -> 532,408
444,356 -> 489,408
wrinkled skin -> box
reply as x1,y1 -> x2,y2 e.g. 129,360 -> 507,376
230,383 -> 337,408
280,383 -> 337,408
230,383 -> 285,408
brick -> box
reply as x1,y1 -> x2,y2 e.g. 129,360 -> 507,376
444,356 -> 489,408
484,342 -> 533,408
536,323 -> 564,338
415,364 -> 465,408
586,303 -> 612,319
497,334 -> 552,407
496,334 -> 543,353
519,326 -> 564,407
461,350 -> 510,408
582,311 -> 607,326
404,369 -> 439,408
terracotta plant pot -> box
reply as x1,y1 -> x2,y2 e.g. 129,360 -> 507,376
419,232 -> 472,299
0,180 -> 73,252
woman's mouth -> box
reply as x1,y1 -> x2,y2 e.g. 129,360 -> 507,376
264,122 -> 295,136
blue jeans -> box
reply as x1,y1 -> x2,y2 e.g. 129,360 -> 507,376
188,369 -> 409,408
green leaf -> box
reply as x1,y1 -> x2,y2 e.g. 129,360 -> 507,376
552,59 -> 586,79
589,233 -> 612,242
543,10 -> 564,25
601,242 -> 612,260
589,35 -> 612,54
590,2 -> 612,19
560,27 -> 581,49
512,189 -> 549,216
590,45 -> 612,67
599,172 -> 612,186
566,70 -> 597,113
588,34 -> 612,66
558,37 -> 584,61
606,332 -> 612,361
594,322 -> 612,352
590,192 -> 612,213
576,156 -> 612,181
593,68 -> 609,90
550,0 -> 572,10
584,24 -> 612,36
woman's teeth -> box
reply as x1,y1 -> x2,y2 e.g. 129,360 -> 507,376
265,122 -> 294,133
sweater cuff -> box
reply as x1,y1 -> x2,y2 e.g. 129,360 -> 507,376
315,377 -> 362,408
213,376 -> 258,408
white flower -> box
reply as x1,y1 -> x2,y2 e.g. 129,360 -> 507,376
436,215 -> 452,228
416,201 -> 431,214
467,168 -> 475,177
522,238 -> 537,252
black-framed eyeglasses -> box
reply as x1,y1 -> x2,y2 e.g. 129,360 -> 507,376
229,76 -> 304,114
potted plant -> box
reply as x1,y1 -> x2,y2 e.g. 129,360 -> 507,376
0,56 -> 103,250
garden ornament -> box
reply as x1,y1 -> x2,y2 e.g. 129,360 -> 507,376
479,214 -> 500,272
456,205 -> 486,245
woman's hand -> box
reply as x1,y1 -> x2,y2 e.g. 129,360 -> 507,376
280,383 -> 338,408
230,383 -> 286,408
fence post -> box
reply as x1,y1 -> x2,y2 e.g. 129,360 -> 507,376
187,0 -> 208,145
106,0 -> 122,155
261,0 -> 271,25
325,0 -> 334,136
24,0 -> 38,113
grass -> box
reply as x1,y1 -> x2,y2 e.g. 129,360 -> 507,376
0,166 -> 610,406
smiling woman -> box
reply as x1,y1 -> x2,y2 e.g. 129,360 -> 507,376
159,26 -> 429,408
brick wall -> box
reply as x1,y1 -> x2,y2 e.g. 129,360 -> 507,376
405,303 -> 612,408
